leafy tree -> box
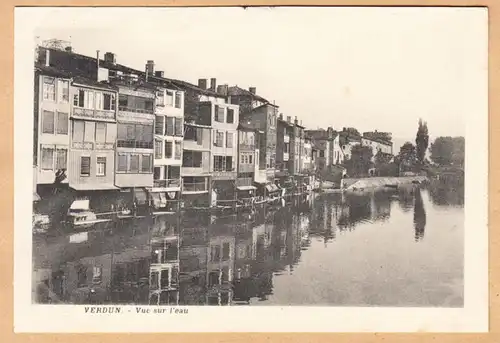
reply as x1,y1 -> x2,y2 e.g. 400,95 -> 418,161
415,119 -> 429,165
429,136 -> 465,167
398,141 -> 417,172
342,127 -> 361,137
344,144 -> 373,177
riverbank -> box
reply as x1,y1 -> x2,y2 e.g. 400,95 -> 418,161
344,176 -> 429,191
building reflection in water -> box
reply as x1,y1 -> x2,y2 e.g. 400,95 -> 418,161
413,188 -> 427,242
33,185 -> 462,306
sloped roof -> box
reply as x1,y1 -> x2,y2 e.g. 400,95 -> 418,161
35,64 -> 117,91
228,86 -> 269,103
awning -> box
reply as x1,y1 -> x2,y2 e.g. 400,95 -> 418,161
134,188 -> 148,205
33,192 -> 41,202
237,185 -> 257,191
70,199 -> 90,211
70,184 -> 119,191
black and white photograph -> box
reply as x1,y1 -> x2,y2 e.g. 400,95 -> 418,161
14,6 -> 488,332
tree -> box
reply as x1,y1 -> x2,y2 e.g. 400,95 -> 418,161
344,144 -> 373,177
398,142 -> 416,172
415,119 -> 429,165
429,136 -> 465,167
342,127 -> 361,137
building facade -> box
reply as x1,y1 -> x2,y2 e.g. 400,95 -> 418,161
34,62 -> 71,189
68,78 -> 118,192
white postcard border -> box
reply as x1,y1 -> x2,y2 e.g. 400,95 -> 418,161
13,7 -> 489,333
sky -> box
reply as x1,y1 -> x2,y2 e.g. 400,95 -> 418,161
31,7 -> 487,152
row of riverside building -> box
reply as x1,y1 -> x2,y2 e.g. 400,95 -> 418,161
32,43 -> 394,215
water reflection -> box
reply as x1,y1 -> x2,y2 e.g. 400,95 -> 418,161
33,182 -> 464,307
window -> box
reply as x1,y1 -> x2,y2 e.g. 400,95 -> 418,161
211,245 -> 221,262
56,112 -> 68,135
58,80 -> 69,102
84,122 -> 95,142
156,90 -> 165,106
174,118 -> 183,136
165,91 -> 174,106
165,141 -> 173,159
72,121 -> 84,142
222,242 -> 230,261
215,105 -> 224,122
284,143 -> 289,154
155,116 -> 164,135
41,147 -> 54,170
92,267 -> 102,284
226,132 -> 233,148
249,154 -> 253,164
42,110 -> 54,134
43,76 -> 55,101
227,108 -> 234,123
141,154 -> 152,173
155,140 -> 163,159
214,131 -> 224,147
103,93 -> 115,111
95,92 -> 103,110
226,156 -> 233,171
95,122 -> 106,143
129,154 -> 139,173
117,123 -> 154,149
214,156 -> 233,171
165,117 -> 174,136
74,89 -> 85,108
240,154 -> 245,164
80,156 -> 91,176
174,92 -> 182,109
118,94 -> 154,114
319,150 -> 325,158
55,149 -> 67,170
174,142 -> 181,159
117,154 -> 127,172
96,157 -> 106,176
182,150 -> 202,168
86,91 -> 95,109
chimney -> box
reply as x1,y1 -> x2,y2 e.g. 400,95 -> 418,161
146,60 -> 155,77
104,52 -> 116,64
96,50 -> 100,69
155,71 -> 164,78
65,46 -> 72,53
217,84 -> 228,96
279,113 -> 283,120
210,78 -> 217,91
249,87 -> 256,94
198,79 -> 207,89
294,116 -> 298,125
45,49 -> 50,67
286,116 -> 291,123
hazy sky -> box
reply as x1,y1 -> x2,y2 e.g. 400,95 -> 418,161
32,7 -> 487,151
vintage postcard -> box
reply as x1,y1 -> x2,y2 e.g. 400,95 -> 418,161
14,6 -> 488,332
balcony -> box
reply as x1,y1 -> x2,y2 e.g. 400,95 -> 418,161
153,179 -> 181,189
95,142 -> 114,150
117,140 -> 154,149
212,170 -> 237,181
182,182 -> 208,193
236,177 -> 253,187
284,135 -> 290,144
118,106 -> 154,115
72,107 -> 115,121
72,142 -> 94,149
238,143 -> 255,151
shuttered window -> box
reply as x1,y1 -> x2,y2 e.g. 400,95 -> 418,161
80,156 -> 91,176
141,154 -> 152,173
55,149 -> 67,170
227,108 -> 234,123
165,141 -> 173,159
117,154 -> 127,172
226,132 -> 233,148
95,122 -> 106,143
174,142 -> 181,159
165,117 -> 174,136
41,147 -> 54,170
174,118 -> 183,136
42,111 -> 54,134
129,154 -> 139,173
56,112 -> 68,134
155,116 -> 164,135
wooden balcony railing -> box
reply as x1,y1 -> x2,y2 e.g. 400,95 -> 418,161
153,179 -> 181,188
236,177 -> 253,187
182,182 -> 207,192
73,107 -> 115,121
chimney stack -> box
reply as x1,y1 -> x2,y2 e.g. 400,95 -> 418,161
294,116 -> 298,125
104,52 -> 116,64
155,71 -> 164,78
210,78 -> 217,91
146,60 -> 155,77
279,113 -> 283,120
45,49 -> 50,67
217,84 -> 228,96
286,116 -> 291,123
65,46 -> 72,53
198,79 -> 207,89
249,87 -> 256,94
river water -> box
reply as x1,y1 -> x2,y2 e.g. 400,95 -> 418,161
33,183 -> 464,307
